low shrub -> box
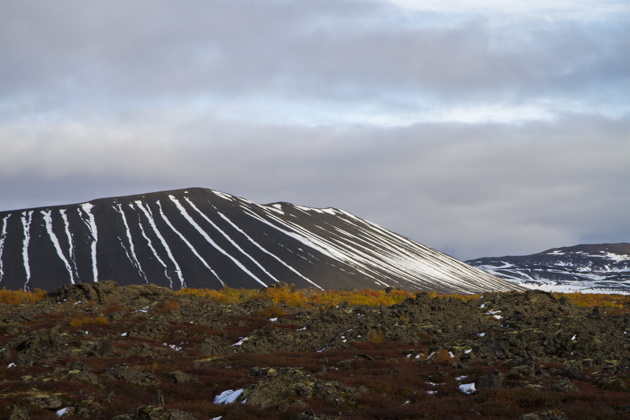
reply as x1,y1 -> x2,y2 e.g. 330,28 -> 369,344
104,301 -> 124,314
255,305 -> 286,318
0,287 -> 47,304
157,299 -> 180,314
68,315 -> 109,328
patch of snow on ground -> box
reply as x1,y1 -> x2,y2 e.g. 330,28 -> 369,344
605,252 -> 630,262
213,389 -> 244,404
232,337 -> 248,346
459,383 -> 476,394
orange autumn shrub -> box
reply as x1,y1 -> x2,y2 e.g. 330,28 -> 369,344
0,288 -> 47,304
553,292 -> 624,308
255,305 -> 286,318
68,315 -> 109,328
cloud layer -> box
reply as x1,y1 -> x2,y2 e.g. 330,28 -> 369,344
1,0 -> 629,260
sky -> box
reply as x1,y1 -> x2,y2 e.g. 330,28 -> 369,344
1,0 -> 629,261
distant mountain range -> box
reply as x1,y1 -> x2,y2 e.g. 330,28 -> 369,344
467,243 -> 630,294
0,188 -> 520,293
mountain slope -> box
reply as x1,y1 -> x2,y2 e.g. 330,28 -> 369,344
0,188 -> 521,293
467,243 -> 630,294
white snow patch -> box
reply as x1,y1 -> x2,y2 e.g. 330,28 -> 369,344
605,252 -> 630,262
114,204 -> 147,283
269,203 -> 284,214
80,203 -> 99,283
59,210 -> 79,281
213,191 -> 234,201
165,343 -> 183,351
214,389 -> 244,404
178,196 -> 270,287
133,203 -> 175,288
156,200 -> 217,287
0,214 -> 11,284
269,318 -> 278,322
21,211 -> 33,290
56,407 -> 69,417
216,211 -> 318,286
232,337 -> 249,346
459,383 -> 476,394
8,363 -> 16,368
137,201 -> 186,287
42,210 -> 76,284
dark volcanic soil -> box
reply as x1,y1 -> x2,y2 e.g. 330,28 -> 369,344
1,281 -> 630,419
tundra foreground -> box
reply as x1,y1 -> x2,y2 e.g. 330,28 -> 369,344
1,281 -> 630,419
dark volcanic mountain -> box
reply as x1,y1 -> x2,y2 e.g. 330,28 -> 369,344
0,188 -> 520,293
468,243 -> 630,293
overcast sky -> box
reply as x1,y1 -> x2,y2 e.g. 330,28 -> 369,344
1,0 -> 629,260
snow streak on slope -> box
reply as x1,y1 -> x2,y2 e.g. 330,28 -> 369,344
135,201 -> 185,289
59,210 -> 79,281
0,214 -> 10,284
355,217 -> 504,291
114,204 -> 147,283
80,203 -> 99,283
21,211 -> 33,290
216,210 -> 323,290
242,202 -> 507,294
247,208 -> 390,288
131,204 -> 172,287
176,195 -> 274,287
42,210 -> 76,284
0,188 -> 521,293
156,200 -> 218,289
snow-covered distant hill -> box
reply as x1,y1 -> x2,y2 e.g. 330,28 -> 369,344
0,188 -> 521,293
467,243 -> 630,294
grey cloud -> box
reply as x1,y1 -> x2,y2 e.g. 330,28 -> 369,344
1,1 -> 629,262
1,0 -> 628,110
1,112 -> 628,260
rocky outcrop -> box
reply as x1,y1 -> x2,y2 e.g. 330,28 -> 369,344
239,367 -> 363,408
